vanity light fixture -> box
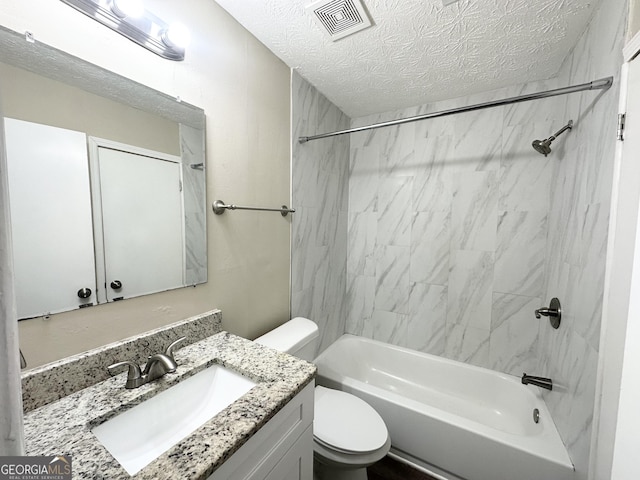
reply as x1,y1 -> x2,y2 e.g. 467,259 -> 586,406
110,0 -> 144,19
59,0 -> 190,61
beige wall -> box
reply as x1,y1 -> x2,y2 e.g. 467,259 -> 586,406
0,62 -> 180,156
630,0 -> 640,40
0,0 -> 291,367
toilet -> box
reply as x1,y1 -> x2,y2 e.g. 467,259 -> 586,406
255,317 -> 390,480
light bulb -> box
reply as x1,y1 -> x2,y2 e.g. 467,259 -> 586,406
162,23 -> 191,50
110,0 -> 144,18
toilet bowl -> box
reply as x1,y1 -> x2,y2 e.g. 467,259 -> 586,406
254,317 -> 390,480
313,385 -> 391,480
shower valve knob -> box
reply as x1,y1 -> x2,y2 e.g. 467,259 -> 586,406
534,297 -> 561,329
110,280 -> 122,290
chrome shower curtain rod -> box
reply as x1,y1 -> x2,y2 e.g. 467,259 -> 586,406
298,76 -> 613,143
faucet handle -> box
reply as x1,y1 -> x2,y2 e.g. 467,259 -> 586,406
107,361 -> 142,380
165,336 -> 187,360
534,298 -> 562,329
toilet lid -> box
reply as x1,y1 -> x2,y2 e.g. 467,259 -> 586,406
313,386 -> 388,454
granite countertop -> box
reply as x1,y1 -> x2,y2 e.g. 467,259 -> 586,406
23,331 -> 316,479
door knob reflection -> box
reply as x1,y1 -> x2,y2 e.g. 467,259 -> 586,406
77,287 -> 92,299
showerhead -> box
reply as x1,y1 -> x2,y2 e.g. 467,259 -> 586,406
532,120 -> 573,156
532,139 -> 552,156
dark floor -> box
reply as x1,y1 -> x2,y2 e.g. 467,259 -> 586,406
367,456 -> 439,480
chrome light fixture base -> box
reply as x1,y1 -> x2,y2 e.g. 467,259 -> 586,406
59,0 -> 186,61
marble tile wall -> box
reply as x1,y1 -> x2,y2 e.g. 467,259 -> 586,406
180,124 -> 207,286
291,71 -> 350,353
346,82 -> 563,375
538,0 -> 627,478
343,0 -> 626,477
289,0 -> 624,475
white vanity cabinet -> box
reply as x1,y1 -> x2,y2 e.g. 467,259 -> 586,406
209,382 -> 314,480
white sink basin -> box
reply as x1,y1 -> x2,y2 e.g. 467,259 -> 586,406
92,364 -> 256,475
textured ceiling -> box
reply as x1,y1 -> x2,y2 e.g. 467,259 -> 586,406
215,0 -> 600,118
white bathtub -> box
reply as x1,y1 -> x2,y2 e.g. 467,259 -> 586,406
314,335 -> 574,480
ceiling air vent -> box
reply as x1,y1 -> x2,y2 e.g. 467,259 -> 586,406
306,0 -> 372,41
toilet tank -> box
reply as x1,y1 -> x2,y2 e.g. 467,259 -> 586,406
254,317 -> 319,361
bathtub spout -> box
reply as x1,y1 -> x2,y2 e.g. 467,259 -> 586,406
522,373 -> 553,391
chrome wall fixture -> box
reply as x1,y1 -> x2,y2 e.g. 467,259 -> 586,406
532,120 -> 573,156
298,77 -> 612,143
535,297 -> 562,329
212,200 -> 295,217
59,0 -> 191,61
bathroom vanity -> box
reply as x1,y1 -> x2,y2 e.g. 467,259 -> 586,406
210,383 -> 313,480
21,312 -> 315,479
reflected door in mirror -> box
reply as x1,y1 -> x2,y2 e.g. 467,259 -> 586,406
96,146 -> 184,301
4,118 -> 96,318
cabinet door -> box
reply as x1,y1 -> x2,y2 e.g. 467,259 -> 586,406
209,383 -> 314,480
4,118 -> 96,318
263,426 -> 313,480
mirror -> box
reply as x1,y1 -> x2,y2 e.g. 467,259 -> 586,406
0,26 -> 207,319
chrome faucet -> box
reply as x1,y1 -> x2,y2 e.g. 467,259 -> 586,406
522,373 -> 553,391
108,337 -> 186,389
